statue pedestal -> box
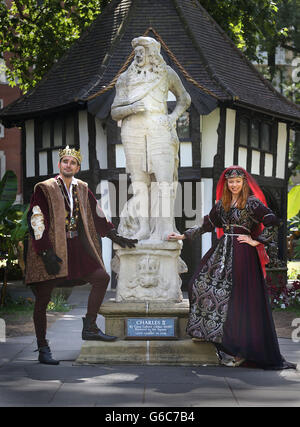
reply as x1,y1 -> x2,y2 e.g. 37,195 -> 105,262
111,241 -> 187,302
75,300 -> 219,366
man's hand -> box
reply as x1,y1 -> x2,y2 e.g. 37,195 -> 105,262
40,249 -> 62,275
106,229 -> 138,248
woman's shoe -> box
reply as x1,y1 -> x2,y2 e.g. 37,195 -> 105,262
220,358 -> 235,367
221,357 -> 245,367
232,358 -> 246,367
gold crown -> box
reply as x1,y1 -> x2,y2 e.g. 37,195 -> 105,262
59,146 -> 82,165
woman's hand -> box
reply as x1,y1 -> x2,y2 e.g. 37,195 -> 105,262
237,235 -> 259,247
167,232 -> 185,241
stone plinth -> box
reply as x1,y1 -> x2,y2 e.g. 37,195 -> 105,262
75,300 -> 219,366
100,300 -> 190,339
75,339 -> 218,366
111,241 -> 187,302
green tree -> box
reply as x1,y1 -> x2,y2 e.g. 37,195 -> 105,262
0,171 -> 28,306
0,1 -> 299,93
199,0 -> 281,61
0,0 -> 109,92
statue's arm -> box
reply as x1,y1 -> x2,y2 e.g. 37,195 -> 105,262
111,101 -> 146,121
167,67 -> 191,123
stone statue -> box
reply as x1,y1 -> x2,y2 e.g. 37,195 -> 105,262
111,36 -> 191,241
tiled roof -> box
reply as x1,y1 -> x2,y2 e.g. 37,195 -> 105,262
1,0 -> 299,125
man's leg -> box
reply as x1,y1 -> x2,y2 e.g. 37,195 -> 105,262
31,281 -> 59,364
86,268 -> 110,321
31,282 -> 56,347
82,268 -> 117,341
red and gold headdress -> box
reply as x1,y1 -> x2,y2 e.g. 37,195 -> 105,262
224,168 -> 246,179
59,146 -> 82,165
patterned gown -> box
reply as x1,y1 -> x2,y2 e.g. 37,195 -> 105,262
185,195 -> 292,369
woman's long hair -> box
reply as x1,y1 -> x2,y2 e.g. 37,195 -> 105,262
222,178 -> 251,212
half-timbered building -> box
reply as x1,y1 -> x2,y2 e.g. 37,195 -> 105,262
1,0 -> 300,288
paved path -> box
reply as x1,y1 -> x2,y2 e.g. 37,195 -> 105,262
0,284 -> 300,407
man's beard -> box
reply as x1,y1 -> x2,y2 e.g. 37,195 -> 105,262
60,169 -> 75,178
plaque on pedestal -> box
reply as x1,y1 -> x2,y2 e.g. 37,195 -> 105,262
125,317 -> 178,340
76,300 -> 219,366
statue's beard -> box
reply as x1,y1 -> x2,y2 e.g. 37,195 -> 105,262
112,53 -> 168,107
128,59 -> 166,83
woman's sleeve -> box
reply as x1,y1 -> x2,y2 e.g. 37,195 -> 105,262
248,197 -> 280,246
183,202 -> 222,240
88,189 -> 115,237
28,185 -> 52,254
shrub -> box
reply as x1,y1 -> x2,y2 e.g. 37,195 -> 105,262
266,277 -> 300,310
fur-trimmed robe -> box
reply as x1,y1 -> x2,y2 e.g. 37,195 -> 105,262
25,177 -> 114,285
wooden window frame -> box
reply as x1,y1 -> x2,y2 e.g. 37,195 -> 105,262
35,111 -> 79,176
237,112 -> 274,154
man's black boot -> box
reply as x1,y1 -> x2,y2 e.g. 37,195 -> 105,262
35,343 -> 60,365
82,316 -> 117,341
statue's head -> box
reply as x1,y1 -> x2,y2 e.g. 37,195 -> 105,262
131,36 -> 164,71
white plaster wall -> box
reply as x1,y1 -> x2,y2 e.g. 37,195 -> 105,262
201,178 -> 213,257
238,147 -> 247,169
52,149 -> 60,174
180,142 -> 193,167
224,108 -> 236,167
101,236 -> 112,290
168,91 -> 176,101
39,152 -> 48,176
276,123 -> 287,179
115,144 -> 126,168
201,108 -> 220,167
25,120 -> 35,177
78,110 -> 89,171
95,118 -> 107,169
251,150 -> 260,175
265,153 -> 273,177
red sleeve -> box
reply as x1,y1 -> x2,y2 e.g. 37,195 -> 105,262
28,185 -> 52,254
88,189 -> 115,237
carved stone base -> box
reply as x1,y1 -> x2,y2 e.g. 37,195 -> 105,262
111,241 -> 187,302
75,300 -> 219,366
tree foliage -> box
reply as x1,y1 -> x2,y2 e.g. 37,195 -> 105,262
0,0 -> 108,92
199,0 -> 281,61
0,0 -> 299,94
0,170 -> 28,306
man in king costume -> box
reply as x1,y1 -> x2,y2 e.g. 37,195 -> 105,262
26,146 -> 137,365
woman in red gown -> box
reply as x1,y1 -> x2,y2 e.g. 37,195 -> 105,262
168,166 -> 296,370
